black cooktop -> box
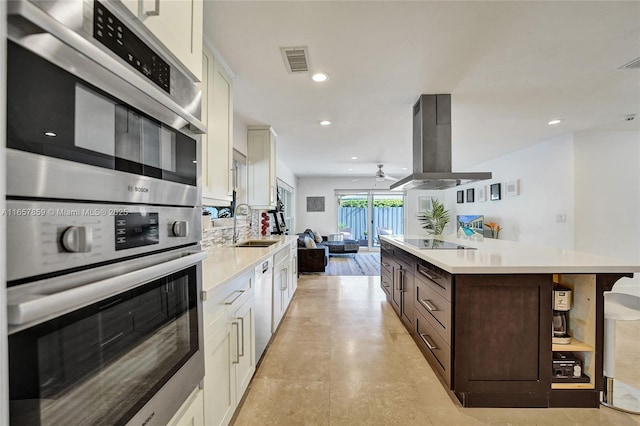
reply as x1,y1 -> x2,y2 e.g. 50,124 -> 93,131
401,238 -> 475,250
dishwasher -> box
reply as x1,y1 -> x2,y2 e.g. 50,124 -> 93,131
254,258 -> 273,362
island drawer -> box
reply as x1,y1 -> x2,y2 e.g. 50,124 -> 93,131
415,277 -> 451,343
415,310 -> 451,386
380,267 -> 392,296
394,250 -> 415,272
381,257 -> 393,277
415,260 -> 452,301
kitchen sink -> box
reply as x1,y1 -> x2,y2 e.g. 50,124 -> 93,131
235,240 -> 279,247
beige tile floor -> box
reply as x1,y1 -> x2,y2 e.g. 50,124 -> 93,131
231,276 -> 640,425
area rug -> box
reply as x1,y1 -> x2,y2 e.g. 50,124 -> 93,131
324,253 -> 381,276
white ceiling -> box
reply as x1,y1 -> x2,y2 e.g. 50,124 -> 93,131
203,1 -> 640,180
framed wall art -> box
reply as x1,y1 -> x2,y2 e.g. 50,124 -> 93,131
306,196 -> 325,212
466,188 -> 475,203
457,190 -> 464,204
490,183 -> 501,201
417,196 -> 433,214
505,179 -> 520,197
477,186 -> 487,202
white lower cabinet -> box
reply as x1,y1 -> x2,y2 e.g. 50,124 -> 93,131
202,270 -> 255,426
167,387 -> 205,426
272,246 -> 296,332
289,241 -> 298,296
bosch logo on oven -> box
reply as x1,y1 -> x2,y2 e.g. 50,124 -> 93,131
128,185 -> 149,193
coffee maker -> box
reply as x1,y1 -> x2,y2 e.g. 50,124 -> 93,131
552,287 -> 572,344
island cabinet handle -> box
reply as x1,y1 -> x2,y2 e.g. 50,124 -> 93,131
396,269 -> 404,291
382,280 -> 390,288
382,262 -> 390,268
417,266 -> 439,282
419,333 -> 437,350
419,299 -> 438,312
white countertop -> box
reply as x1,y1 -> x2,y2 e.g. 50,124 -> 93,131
202,235 -> 298,292
381,235 -> 640,275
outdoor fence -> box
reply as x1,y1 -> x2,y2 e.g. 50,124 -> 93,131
338,207 -> 404,244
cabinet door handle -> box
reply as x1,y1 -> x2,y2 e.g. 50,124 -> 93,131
382,262 -> 390,268
281,269 -> 288,290
419,333 -> 437,350
382,280 -> 390,288
238,316 -> 245,357
224,290 -> 245,305
143,0 -> 160,17
232,321 -> 240,364
397,269 -> 404,292
293,256 -> 297,274
419,299 -> 438,312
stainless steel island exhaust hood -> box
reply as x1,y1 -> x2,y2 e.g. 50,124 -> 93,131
390,94 -> 492,190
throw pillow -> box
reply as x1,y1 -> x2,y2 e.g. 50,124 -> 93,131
313,231 -> 322,243
304,236 -> 317,248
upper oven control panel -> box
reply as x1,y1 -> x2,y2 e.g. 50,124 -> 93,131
92,1 -> 171,93
5,200 -> 201,284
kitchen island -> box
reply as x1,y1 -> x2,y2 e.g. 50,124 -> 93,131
379,235 -> 639,408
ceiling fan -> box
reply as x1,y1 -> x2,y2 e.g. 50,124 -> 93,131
375,164 -> 398,181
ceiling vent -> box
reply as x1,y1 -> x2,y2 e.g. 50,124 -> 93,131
619,57 -> 640,69
280,46 -> 310,73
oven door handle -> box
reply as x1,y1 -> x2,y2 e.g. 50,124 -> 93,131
7,251 -> 207,330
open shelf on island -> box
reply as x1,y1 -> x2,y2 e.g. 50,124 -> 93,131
551,382 -> 595,390
552,337 -> 594,352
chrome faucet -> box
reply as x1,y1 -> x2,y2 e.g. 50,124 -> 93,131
233,203 -> 252,244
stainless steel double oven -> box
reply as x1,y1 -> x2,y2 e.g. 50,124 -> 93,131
6,1 -> 206,424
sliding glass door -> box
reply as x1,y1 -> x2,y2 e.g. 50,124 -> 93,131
336,191 -> 404,249
372,193 -> 404,248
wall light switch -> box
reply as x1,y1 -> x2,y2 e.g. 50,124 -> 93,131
556,214 -> 567,223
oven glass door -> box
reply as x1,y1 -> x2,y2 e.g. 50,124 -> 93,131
9,265 -> 199,425
6,41 -> 196,186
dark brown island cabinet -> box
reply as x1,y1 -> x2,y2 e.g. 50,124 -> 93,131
380,239 -> 634,408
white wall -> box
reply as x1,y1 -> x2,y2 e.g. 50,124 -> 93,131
405,134 -> 576,248
295,177 -> 393,235
573,129 -> 640,295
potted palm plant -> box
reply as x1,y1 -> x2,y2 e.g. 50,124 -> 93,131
417,198 -> 450,235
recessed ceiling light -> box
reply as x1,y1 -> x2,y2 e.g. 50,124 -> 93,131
548,119 -> 562,125
350,156 -> 358,160
320,120 -> 332,126
402,167 -> 408,170
312,72 -> 329,82
44,131 -> 57,137
348,168 -> 353,171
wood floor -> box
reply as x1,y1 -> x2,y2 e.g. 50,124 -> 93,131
231,276 -> 640,425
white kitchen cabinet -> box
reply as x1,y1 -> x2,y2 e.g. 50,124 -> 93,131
202,270 -> 255,426
121,0 -> 203,81
289,240 -> 298,296
201,46 -> 233,206
272,246 -> 293,331
247,126 -> 277,209
167,387 -> 205,426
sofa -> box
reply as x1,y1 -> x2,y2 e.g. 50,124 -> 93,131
297,229 -> 328,273
321,236 -> 360,254
297,229 -> 359,273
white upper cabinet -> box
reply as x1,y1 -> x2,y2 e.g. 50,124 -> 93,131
121,0 -> 203,81
247,126 -> 277,209
201,46 -> 234,206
